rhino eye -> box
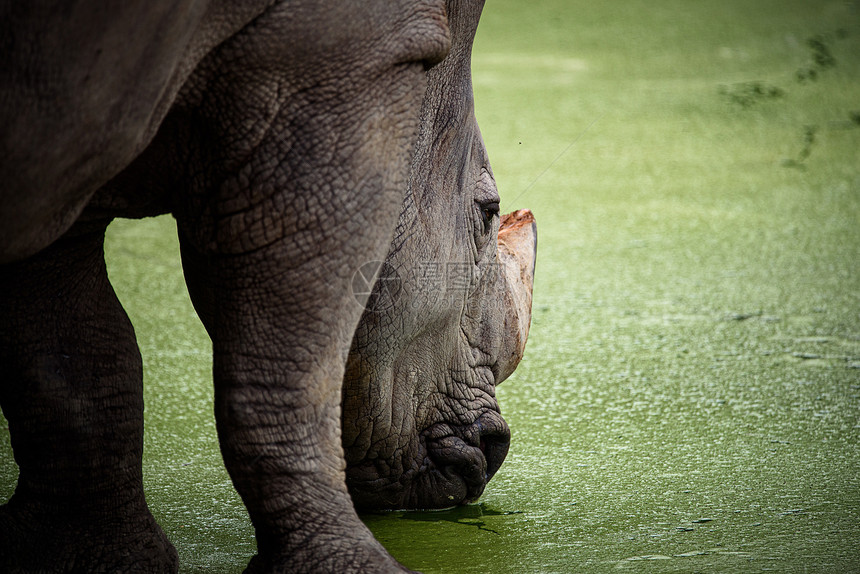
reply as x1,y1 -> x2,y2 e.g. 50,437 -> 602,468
477,200 -> 500,234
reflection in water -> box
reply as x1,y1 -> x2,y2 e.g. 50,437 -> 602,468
396,504 -> 524,535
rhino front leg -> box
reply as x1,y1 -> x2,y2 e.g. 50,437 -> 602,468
0,222 -> 178,573
173,3 -> 450,570
179,193 -> 412,573
182,240 -> 405,573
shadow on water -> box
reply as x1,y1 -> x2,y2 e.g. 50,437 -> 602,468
391,503 -> 523,535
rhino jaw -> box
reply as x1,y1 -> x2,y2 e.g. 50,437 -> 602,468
496,209 -> 537,383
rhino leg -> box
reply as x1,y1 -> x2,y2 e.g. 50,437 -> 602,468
170,1 -> 449,569
0,221 -> 177,573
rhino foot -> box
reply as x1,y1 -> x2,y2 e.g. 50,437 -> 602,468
0,499 -> 178,574
243,538 -> 414,574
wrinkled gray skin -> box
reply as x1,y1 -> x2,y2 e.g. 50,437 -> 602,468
0,0 -> 534,573
342,2 -> 536,512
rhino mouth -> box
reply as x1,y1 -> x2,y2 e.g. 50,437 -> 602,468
423,412 -> 510,504
346,412 -> 510,511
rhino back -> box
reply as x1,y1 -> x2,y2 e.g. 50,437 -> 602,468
0,0 -> 270,263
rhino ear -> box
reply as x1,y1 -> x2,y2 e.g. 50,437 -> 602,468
496,209 -> 537,383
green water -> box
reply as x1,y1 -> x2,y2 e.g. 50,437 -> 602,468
2,1 -> 859,572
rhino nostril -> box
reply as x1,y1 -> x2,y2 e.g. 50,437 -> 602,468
478,431 -> 510,482
472,413 -> 510,482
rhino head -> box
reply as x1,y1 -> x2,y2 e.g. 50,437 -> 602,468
342,0 -> 536,511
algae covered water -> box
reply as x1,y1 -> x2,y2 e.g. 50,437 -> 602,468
2,1 -> 859,572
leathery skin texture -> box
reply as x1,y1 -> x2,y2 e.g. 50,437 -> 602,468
0,0 -> 533,572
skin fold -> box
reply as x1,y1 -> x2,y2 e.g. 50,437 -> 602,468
0,0 -> 534,572
343,1 -> 536,511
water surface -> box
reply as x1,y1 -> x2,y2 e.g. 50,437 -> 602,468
1,1 -> 859,572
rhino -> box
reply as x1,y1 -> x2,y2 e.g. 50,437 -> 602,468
0,0 -> 535,572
